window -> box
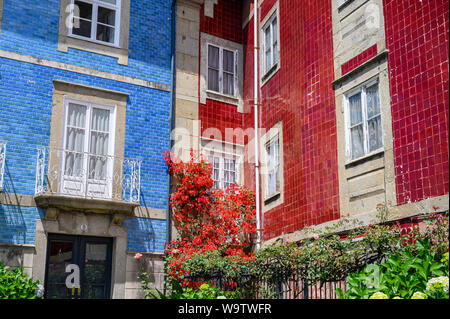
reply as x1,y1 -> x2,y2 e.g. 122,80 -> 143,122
345,80 -> 382,160
61,98 -> 115,198
69,0 -> 121,46
265,134 -> 280,198
207,44 -> 237,96
262,13 -> 278,76
208,155 -> 238,191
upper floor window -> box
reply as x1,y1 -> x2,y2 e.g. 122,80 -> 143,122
61,98 -> 116,198
262,13 -> 278,76
345,80 -> 382,160
207,44 -> 237,97
70,0 -> 121,46
265,134 -> 280,198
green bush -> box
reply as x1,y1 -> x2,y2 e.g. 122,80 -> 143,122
0,263 -> 43,299
143,278 -> 232,299
337,238 -> 449,299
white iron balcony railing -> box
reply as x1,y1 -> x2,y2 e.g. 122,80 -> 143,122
0,141 -> 6,192
35,146 -> 141,203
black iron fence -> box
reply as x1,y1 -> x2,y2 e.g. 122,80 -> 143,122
183,268 -> 347,299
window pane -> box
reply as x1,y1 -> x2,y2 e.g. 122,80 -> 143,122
208,69 -> 219,92
223,50 -> 234,73
49,241 -> 73,263
268,170 -> 275,196
84,264 -> 106,284
99,0 -> 117,5
272,18 -> 277,45
349,93 -> 362,126
89,132 -> 109,155
366,84 -> 380,118
86,243 -> 107,262
223,73 -> 234,96
72,18 -> 92,38
274,136 -> 280,165
351,125 -> 364,159
265,48 -> 272,73
264,27 -> 272,71
74,1 -> 92,19
275,166 -> 280,193
89,132 -> 108,180
97,6 -> 116,26
91,108 -> 110,132
368,116 -> 383,152
96,24 -> 115,43
67,103 -> 87,128
273,42 -> 278,66
208,45 -> 219,68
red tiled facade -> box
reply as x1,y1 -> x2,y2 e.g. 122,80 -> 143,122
194,0 -> 449,242
383,0 -> 449,205
341,44 -> 378,75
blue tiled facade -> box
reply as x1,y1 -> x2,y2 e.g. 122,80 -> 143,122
0,0 -> 172,85
0,0 -> 172,253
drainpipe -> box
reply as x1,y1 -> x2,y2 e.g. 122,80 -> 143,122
164,0 -> 177,294
253,0 -> 261,250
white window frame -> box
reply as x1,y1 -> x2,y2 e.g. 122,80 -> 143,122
60,97 -> 116,198
265,134 -> 281,198
261,11 -> 279,77
201,139 -> 243,192
208,154 -> 240,191
344,78 -> 383,162
206,43 -> 238,98
68,0 -> 121,47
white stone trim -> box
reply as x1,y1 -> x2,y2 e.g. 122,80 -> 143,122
0,49 -> 171,92
200,32 -> 244,112
260,120 -> 284,213
57,0 -> 130,65
259,0 -> 280,87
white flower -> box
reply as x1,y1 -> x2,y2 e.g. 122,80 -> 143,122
426,276 -> 449,294
411,292 -> 427,299
369,292 -> 388,299
35,284 -> 45,298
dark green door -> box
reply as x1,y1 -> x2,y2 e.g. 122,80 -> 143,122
44,234 -> 113,299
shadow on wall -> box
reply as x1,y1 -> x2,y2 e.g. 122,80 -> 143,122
123,191 -> 158,253
0,161 -> 43,245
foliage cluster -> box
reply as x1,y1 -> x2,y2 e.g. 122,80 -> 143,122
0,263 -> 43,299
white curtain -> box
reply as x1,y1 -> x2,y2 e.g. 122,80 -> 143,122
349,93 -> 364,159
265,26 -> 272,72
274,137 -> 280,193
366,84 -> 382,152
272,18 -> 278,65
208,45 -> 220,92
368,116 -> 382,152
89,108 -> 110,180
65,103 -> 86,177
223,158 -> 236,189
267,139 -> 277,196
223,49 -> 234,96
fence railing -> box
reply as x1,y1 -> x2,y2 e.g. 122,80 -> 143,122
183,268 -> 347,299
35,146 -> 141,203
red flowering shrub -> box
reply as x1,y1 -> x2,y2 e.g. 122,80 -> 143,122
164,150 -> 257,281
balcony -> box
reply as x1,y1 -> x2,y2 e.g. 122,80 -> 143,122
34,146 -> 141,215
0,141 -> 5,192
